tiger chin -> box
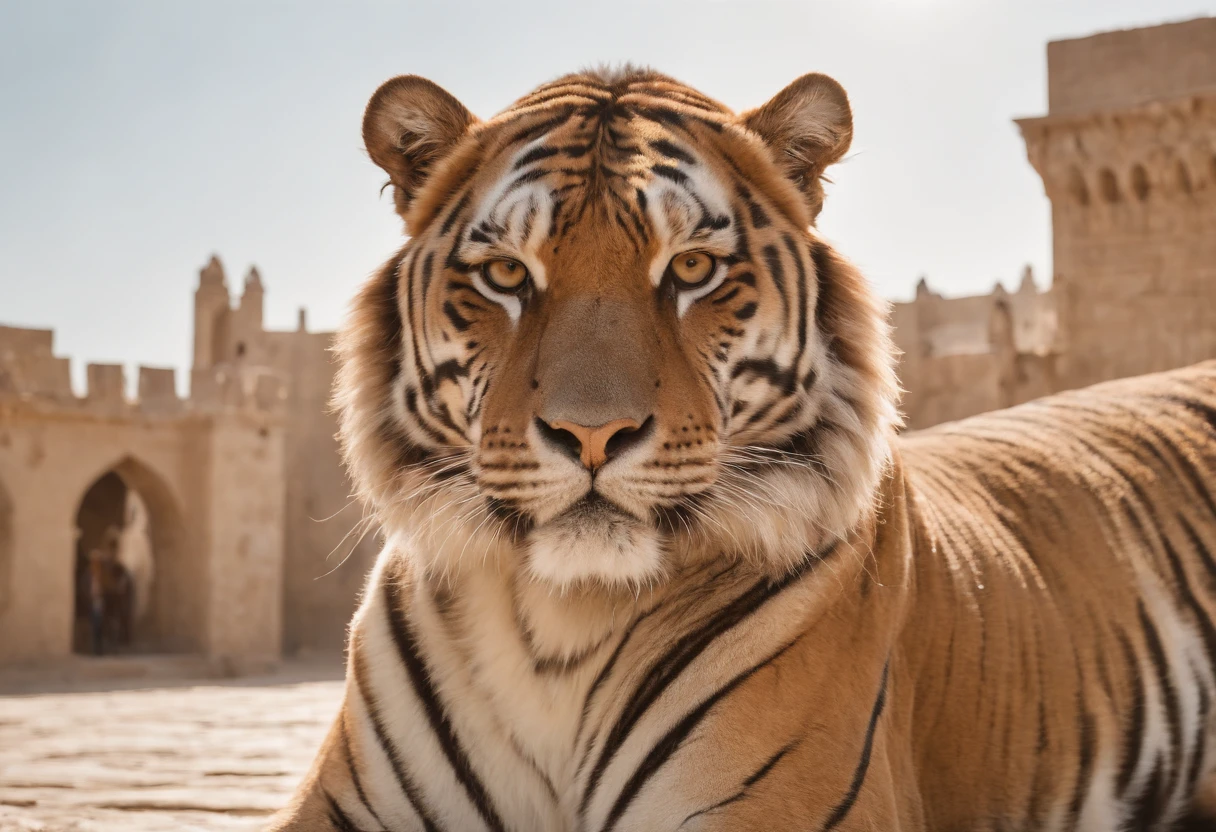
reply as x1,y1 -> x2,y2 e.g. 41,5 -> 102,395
269,67 -> 1216,832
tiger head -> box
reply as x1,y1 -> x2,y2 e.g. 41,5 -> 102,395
337,68 -> 899,592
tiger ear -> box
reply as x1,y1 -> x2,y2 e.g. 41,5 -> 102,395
363,75 -> 478,218
741,73 -> 853,222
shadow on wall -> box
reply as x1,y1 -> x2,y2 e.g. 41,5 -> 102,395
71,456 -> 204,656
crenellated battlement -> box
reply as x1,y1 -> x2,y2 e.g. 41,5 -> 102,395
0,326 -> 286,418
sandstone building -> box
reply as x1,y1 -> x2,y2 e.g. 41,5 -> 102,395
0,258 -> 377,668
1,17 -> 1213,667
896,16 -> 1216,429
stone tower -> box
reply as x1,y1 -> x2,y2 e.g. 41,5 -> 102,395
1016,17 -> 1216,389
233,266 -> 266,363
192,255 -> 230,371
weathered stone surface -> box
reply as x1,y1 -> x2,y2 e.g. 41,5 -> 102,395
0,667 -> 342,831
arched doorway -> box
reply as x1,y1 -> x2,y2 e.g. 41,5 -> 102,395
72,457 -> 202,655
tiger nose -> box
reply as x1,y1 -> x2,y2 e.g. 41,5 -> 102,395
537,416 -> 652,472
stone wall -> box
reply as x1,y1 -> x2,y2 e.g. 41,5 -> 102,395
266,328 -> 378,655
891,268 -> 1057,430
0,399 -> 284,666
1047,17 -> 1216,114
188,257 -> 377,656
0,322 -> 286,668
1019,17 -> 1216,392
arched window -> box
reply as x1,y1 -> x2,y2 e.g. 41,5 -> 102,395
1066,167 -> 1090,206
1130,164 -> 1150,201
1099,168 -> 1120,203
1176,160 -> 1193,195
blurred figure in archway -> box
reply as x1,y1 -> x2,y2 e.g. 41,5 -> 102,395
73,527 -> 134,655
117,491 -> 154,628
81,546 -> 107,655
100,527 -> 134,649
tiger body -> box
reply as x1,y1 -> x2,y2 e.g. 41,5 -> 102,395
270,68 -> 1216,831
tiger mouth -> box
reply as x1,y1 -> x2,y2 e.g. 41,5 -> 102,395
560,492 -> 637,524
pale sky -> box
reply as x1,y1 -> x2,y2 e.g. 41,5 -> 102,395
2,0 -> 1213,391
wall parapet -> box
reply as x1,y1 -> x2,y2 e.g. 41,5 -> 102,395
0,325 -> 284,418
1016,91 -> 1216,210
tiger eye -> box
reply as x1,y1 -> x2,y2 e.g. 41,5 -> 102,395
482,259 -> 529,293
669,251 -> 716,288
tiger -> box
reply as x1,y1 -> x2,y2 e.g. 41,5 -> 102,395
268,67 -> 1216,831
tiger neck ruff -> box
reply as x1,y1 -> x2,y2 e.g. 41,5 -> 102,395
270,68 -> 1216,831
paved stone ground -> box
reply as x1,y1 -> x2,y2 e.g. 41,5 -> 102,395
0,662 -> 344,831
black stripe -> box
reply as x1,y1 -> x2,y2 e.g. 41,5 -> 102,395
439,191 -> 472,236
342,720 -> 389,830
761,244 -> 788,316
372,252 -> 428,468
736,183 -> 771,229
325,790 -> 363,832
821,660 -> 890,831
597,636 -> 805,832
382,576 -> 507,832
505,108 -> 576,147
1184,665 -> 1211,797
1127,755 -> 1168,830
378,250 -> 409,386
650,138 -> 697,166
514,144 -> 561,169
783,234 -> 809,358
442,300 -> 472,332
652,163 -> 689,185
809,240 -> 835,333
676,738 -> 799,825
1139,601 -> 1182,805
1066,707 -> 1097,829
1115,629 -> 1147,797
578,545 -> 831,818
573,566 -> 736,750
709,286 -> 739,307
730,358 -> 797,395
634,104 -> 725,132
1158,517 -> 1216,681
352,653 -> 439,831
1132,422 -> 1216,524
1167,395 -> 1216,436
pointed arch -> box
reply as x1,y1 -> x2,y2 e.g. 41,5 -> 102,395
72,455 -> 203,654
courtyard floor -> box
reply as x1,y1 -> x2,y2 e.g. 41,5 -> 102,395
0,659 -> 344,831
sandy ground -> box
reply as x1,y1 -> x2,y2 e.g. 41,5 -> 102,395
0,661 -> 344,831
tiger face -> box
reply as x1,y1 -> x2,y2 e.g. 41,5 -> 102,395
337,69 -> 899,592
